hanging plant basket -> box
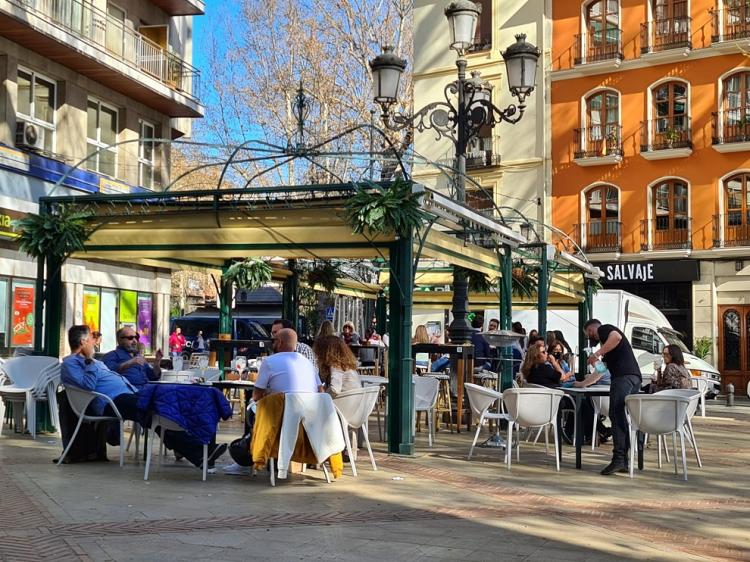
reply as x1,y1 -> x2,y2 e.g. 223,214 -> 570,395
13,205 -> 95,261
222,258 -> 273,290
345,178 -> 428,238
511,261 -> 538,299
464,268 -> 495,294
306,261 -> 339,294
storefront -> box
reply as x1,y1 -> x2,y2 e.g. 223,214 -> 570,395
598,259 -> 700,345
81,287 -> 155,354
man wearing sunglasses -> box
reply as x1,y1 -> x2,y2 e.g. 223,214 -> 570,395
102,327 -> 163,389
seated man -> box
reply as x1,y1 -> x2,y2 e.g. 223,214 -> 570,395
271,319 -> 317,369
252,328 -> 322,401
102,327 -> 163,389
61,325 -> 226,469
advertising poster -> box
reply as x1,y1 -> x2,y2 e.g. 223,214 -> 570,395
83,289 -> 100,334
11,285 -> 34,347
119,290 -> 137,324
137,294 -> 153,352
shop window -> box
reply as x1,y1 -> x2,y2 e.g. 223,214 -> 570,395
100,289 -> 118,352
631,326 -> 661,354
0,278 -> 8,352
86,98 -> 119,178
10,280 -> 35,349
16,68 -> 56,153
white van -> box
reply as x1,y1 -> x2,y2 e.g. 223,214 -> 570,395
482,290 -> 721,398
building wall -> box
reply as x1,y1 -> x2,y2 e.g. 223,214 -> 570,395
412,0 -> 550,229
550,0 -> 750,386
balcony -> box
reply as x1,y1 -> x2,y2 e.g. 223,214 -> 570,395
576,221 -> 622,253
640,116 -> 692,159
573,125 -> 623,166
712,111 -> 750,152
711,6 -> 750,45
713,215 -> 750,248
149,0 -> 204,16
440,137 -> 501,170
640,17 -> 691,55
574,29 -> 623,67
0,0 -> 203,117
468,34 -> 492,53
640,218 -> 692,251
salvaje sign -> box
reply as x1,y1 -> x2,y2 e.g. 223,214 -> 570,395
601,259 -> 699,284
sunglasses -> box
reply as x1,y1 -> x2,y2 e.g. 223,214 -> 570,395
121,335 -> 139,341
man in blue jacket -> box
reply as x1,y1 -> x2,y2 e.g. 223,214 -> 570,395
102,326 -> 163,389
61,325 -> 226,469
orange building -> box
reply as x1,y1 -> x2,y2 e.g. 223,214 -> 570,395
551,0 -> 750,392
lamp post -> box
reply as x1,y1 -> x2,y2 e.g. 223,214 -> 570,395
369,2 -> 540,344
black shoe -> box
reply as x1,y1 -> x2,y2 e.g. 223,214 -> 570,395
204,443 -> 228,468
105,424 -> 121,447
600,461 -> 628,475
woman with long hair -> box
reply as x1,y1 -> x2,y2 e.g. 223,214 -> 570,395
520,344 -> 566,387
654,344 -> 692,391
316,320 -> 335,341
313,335 -> 362,396
412,325 -> 430,344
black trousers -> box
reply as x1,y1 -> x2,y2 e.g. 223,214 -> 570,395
609,375 -> 642,463
104,393 -> 212,467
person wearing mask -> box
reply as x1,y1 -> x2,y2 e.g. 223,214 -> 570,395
314,335 -> 362,396
102,327 -> 163,389
653,344 -> 692,391
584,318 -> 642,475
168,327 -> 186,360
548,340 -> 572,378
520,345 -> 567,387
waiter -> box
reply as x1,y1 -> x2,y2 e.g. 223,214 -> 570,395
584,319 -> 641,475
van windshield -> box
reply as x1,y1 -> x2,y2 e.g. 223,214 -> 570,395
659,329 -> 690,354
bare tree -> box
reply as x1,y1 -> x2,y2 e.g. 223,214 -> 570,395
197,0 -> 413,187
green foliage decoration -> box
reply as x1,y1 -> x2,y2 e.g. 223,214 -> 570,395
307,261 -> 339,294
222,258 -> 273,290
346,178 -> 428,238
511,261 -> 537,299
13,205 -> 95,260
464,268 -> 495,294
693,336 -> 712,360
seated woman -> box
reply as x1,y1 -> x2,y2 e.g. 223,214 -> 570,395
313,335 -> 362,397
520,345 -> 568,388
654,344 -> 692,391
548,340 -> 573,379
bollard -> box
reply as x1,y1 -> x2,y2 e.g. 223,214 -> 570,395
726,383 -> 735,407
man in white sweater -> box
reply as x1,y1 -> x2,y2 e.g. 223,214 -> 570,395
252,329 -> 323,401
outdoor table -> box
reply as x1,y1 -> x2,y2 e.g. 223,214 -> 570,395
211,380 -> 255,421
412,343 -> 474,432
562,386 -> 644,470
349,344 -> 386,377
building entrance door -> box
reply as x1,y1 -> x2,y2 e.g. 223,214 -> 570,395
718,305 -> 750,392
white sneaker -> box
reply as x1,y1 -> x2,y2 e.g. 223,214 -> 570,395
222,462 -> 250,475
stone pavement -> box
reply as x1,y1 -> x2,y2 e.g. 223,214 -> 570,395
0,399 -> 748,562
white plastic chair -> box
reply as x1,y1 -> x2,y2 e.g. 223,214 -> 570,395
591,396 -> 610,450
464,383 -> 509,460
502,387 -> 564,471
413,375 -> 439,447
0,356 -> 61,439
625,394 -> 691,481
188,352 -> 209,368
654,389 -> 702,468
57,386 -> 126,467
360,375 -> 388,441
690,377 -> 708,417
333,386 -> 381,473
144,415 -> 210,482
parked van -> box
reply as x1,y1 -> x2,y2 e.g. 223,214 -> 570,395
169,311 -> 272,357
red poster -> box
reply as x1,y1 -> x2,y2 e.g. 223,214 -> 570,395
11,286 -> 35,347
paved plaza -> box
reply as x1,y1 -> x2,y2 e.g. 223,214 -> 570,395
0,399 -> 748,562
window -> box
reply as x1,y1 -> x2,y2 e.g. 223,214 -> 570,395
652,0 -> 687,21
106,3 -> 126,57
724,173 -> 750,231
653,179 -> 688,232
723,71 -> 750,126
468,0 -> 492,52
138,120 -> 156,189
583,185 -> 620,250
581,90 -> 620,155
466,187 -> 494,216
16,69 -> 56,152
653,81 -> 687,137
631,326 -> 661,354
86,99 -> 118,177
584,0 -> 620,59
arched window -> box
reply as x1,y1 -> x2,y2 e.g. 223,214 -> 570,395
578,90 -> 620,157
649,0 -> 689,52
583,185 -> 620,251
723,1 -> 750,42
583,1 -> 620,62
652,0 -> 687,21
649,179 -> 689,249
652,81 -> 688,147
723,173 -> 750,243
721,71 -> 750,141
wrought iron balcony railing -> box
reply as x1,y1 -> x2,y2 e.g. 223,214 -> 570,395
640,218 -> 692,251
714,214 -> 750,247
576,221 -> 622,253
641,116 -> 692,152
711,6 -> 750,43
574,125 -> 623,159
712,110 -> 750,145
640,17 -> 691,53
13,0 -> 200,99
574,29 -> 623,65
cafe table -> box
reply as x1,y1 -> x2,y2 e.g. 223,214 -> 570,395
562,386 -> 644,470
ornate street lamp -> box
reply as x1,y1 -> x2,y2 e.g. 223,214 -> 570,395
370,2 -> 540,344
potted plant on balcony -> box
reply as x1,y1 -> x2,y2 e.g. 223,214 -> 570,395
664,126 -> 681,148
603,129 -> 619,156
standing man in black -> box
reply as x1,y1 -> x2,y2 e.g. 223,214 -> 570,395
584,319 -> 642,475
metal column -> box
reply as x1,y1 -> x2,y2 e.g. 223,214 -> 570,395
538,245 -> 549,337
43,253 -> 63,357
499,245 -> 513,390
282,259 -> 299,330
387,235 -> 414,455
